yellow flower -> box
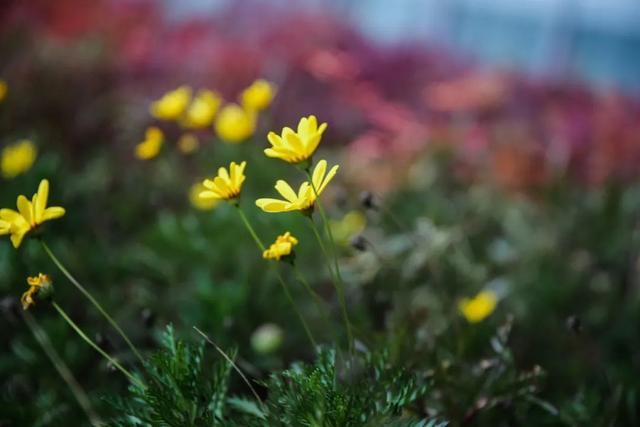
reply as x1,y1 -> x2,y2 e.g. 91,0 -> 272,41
265,115 -> 327,164
241,79 -> 276,111
0,179 -> 65,248
135,127 -> 164,160
263,231 -> 299,260
458,290 -> 498,323
150,85 -> 192,121
21,273 -> 53,310
330,211 -> 366,245
182,89 -> 221,128
178,133 -> 200,154
1,139 -> 37,179
189,181 -> 220,210
256,159 -> 338,213
0,79 -> 7,103
214,103 -> 256,143
200,161 -> 247,201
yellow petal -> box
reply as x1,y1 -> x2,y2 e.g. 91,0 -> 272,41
42,207 -> 65,222
17,195 -> 32,225
274,180 -> 299,203
311,160 -> 327,191
10,225 -> 29,248
256,198 -> 291,213
318,164 -> 339,194
35,179 -> 49,223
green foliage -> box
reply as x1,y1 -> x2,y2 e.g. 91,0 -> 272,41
108,325 -> 233,426
107,330 -> 444,426
254,348 -> 434,426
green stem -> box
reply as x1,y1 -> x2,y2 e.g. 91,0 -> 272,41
234,206 -> 317,348
307,216 -> 353,352
40,240 -> 144,365
235,206 -> 265,250
274,270 -> 317,348
292,263 -> 341,344
52,302 -> 144,388
192,326 -> 263,406
304,169 -> 353,351
23,310 -> 102,427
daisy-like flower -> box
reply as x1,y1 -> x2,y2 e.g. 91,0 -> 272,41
458,290 -> 498,323
2,139 -> 37,179
214,104 -> 256,143
241,79 -> 276,111
263,231 -> 299,261
0,179 -> 66,248
182,89 -> 221,129
150,85 -> 192,121
256,159 -> 338,213
265,115 -> 327,164
200,161 -> 247,202
135,127 -> 164,160
21,273 -> 53,310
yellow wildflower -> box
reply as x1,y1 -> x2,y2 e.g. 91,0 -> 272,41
265,115 -> 327,164
330,211 -> 366,245
189,181 -> 220,210
1,139 -> 37,179
263,231 -> 299,261
0,79 -> 7,103
458,290 -> 498,323
0,179 -> 65,248
21,273 -> 53,310
241,79 -> 276,111
178,133 -> 200,154
135,127 -> 164,160
214,104 -> 256,143
256,159 -> 338,213
200,161 -> 247,201
182,89 -> 221,128
150,85 -> 192,121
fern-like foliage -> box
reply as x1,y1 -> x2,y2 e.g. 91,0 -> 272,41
107,325 -> 233,426
107,326 -> 447,426
239,348 -> 442,427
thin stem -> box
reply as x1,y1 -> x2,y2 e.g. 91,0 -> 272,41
235,206 -> 265,251
274,267 -> 317,348
23,310 -> 102,426
292,263 -> 330,322
307,216 -> 353,351
40,240 -> 144,365
52,302 -> 144,388
192,326 -> 263,406
304,169 -> 353,351
234,206 -> 317,348
292,263 -> 342,344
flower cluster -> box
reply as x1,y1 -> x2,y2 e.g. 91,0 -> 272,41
140,79 -> 276,160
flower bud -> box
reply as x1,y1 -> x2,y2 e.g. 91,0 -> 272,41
250,323 -> 283,354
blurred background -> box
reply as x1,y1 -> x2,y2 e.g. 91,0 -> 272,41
1,0 -> 640,425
